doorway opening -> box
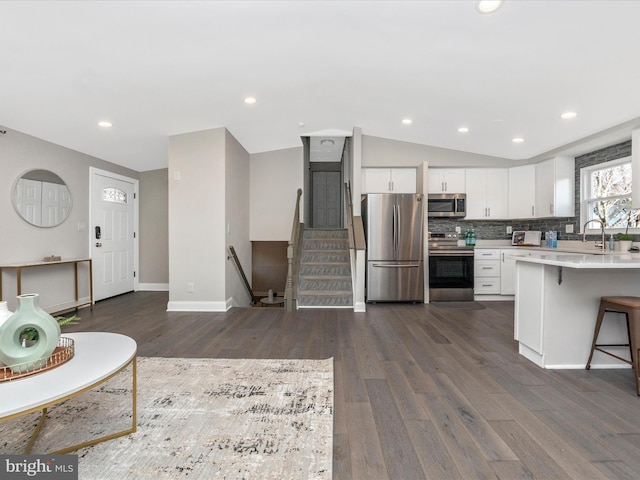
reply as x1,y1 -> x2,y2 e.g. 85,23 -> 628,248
303,134 -> 350,229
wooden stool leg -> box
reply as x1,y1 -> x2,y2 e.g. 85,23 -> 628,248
586,301 -> 608,370
628,310 -> 640,396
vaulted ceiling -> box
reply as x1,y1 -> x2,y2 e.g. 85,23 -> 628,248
1,1 -> 640,172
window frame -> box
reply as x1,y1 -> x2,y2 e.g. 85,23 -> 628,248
580,155 -> 635,234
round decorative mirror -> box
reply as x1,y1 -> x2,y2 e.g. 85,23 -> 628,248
12,169 -> 72,228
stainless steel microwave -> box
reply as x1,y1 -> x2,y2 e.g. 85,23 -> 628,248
427,193 -> 466,217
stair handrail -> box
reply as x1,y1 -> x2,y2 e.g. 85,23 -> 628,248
285,188 -> 303,311
345,182 -> 366,311
345,182 -> 366,251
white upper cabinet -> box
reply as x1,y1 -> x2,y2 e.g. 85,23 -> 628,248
362,168 -> 416,193
534,156 -> 574,218
465,168 -> 509,219
508,164 -> 536,219
427,168 -> 466,193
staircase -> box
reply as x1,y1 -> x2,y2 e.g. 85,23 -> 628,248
297,229 -> 353,308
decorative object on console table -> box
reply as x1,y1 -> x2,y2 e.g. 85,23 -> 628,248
0,293 -> 61,373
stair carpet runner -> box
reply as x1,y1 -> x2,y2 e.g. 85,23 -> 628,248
297,229 -> 353,308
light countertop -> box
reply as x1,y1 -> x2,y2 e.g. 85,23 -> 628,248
508,250 -> 640,269
474,240 -> 637,256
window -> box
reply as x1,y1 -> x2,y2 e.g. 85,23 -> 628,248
581,156 -> 637,232
103,187 -> 127,204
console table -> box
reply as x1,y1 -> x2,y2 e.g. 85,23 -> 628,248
0,258 -> 93,314
0,332 -> 137,454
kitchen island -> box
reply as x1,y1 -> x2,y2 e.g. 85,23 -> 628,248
513,251 -> 640,369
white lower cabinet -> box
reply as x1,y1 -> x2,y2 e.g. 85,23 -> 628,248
474,249 -> 501,294
475,248 -> 533,297
500,249 -> 534,295
500,250 -> 517,295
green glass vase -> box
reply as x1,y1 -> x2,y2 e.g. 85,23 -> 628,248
0,293 -> 61,373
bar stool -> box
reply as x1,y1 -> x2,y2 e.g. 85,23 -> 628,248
586,296 -> 640,396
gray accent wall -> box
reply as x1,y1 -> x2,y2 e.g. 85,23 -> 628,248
139,169 -> 169,286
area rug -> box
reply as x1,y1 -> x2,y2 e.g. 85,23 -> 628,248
0,357 -> 334,479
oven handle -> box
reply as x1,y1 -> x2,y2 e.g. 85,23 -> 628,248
371,263 -> 421,268
428,252 -> 475,257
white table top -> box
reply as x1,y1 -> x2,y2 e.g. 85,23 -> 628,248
0,332 -> 137,418
510,251 -> 640,269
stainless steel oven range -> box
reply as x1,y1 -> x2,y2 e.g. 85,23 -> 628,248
428,232 -> 474,302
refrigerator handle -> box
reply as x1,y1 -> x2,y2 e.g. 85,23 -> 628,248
393,204 -> 398,255
396,203 -> 400,255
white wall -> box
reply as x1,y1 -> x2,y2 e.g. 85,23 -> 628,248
249,147 -> 304,241
246,133 -> 516,240
362,135 -> 518,168
167,128 -> 227,311
225,130 -> 251,307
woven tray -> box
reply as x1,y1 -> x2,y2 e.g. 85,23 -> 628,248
0,336 -> 75,382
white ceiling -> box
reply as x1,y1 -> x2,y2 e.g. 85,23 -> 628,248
1,1 -> 640,172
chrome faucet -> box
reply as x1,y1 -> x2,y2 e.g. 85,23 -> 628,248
582,219 -> 605,251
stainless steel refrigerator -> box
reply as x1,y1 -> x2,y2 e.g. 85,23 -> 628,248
362,193 -> 424,302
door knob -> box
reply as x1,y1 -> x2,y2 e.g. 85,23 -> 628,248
95,242 -> 102,247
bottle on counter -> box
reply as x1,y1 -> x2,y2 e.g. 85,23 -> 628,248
609,234 -> 614,251
469,229 -> 476,246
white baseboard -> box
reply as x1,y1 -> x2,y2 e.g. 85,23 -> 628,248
474,295 -> 514,301
138,283 -> 169,291
166,300 -> 230,312
354,301 -> 367,312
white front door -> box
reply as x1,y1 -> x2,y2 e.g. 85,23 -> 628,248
91,169 -> 137,301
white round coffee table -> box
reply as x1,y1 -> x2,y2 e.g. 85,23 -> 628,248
0,332 -> 137,454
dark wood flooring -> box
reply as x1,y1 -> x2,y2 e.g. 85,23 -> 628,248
63,291 -> 640,479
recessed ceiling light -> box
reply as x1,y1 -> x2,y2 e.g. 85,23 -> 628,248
244,97 -> 257,105
458,127 -> 469,133
560,111 -> 577,119
512,137 -> 524,144
97,121 -> 112,128
476,0 -> 503,14
402,118 -> 413,125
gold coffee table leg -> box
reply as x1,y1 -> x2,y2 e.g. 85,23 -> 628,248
16,356 -> 137,455
50,357 -> 137,455
24,407 -> 48,454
